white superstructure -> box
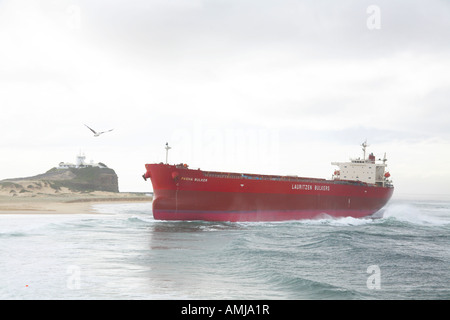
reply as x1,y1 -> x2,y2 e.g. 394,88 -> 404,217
331,141 -> 391,186
58,152 -> 107,169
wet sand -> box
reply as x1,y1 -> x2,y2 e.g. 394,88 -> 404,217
0,193 -> 152,214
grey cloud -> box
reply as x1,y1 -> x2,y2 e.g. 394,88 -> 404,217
74,0 -> 450,62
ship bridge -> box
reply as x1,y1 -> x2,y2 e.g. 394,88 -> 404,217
331,141 -> 392,187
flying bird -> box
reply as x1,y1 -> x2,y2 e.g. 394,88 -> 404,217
84,124 -> 114,137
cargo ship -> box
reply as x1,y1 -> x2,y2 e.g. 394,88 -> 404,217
142,142 -> 393,221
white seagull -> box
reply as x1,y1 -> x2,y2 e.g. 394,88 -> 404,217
84,124 -> 114,137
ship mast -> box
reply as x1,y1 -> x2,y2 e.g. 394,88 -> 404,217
361,140 -> 369,161
165,142 -> 171,164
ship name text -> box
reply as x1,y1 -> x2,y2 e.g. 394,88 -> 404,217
181,177 -> 208,183
292,184 -> 330,192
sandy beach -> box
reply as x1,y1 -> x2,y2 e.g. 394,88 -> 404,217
0,192 -> 152,214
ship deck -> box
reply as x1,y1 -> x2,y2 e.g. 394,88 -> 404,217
170,164 -> 385,188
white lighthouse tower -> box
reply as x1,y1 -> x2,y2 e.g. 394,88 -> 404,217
76,152 -> 86,167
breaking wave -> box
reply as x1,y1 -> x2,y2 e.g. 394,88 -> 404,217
382,201 -> 450,226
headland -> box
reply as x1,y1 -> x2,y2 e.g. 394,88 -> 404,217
0,159 -> 152,214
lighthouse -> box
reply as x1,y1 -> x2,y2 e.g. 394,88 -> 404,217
76,152 -> 86,167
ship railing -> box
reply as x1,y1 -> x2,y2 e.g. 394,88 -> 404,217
202,171 -> 328,183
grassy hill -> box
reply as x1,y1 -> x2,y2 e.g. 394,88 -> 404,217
0,166 -> 119,196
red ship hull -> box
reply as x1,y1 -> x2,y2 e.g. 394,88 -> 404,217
143,163 -> 394,222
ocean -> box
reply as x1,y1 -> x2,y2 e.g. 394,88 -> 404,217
0,197 -> 449,300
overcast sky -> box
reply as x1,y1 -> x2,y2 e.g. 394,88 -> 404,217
1,0 -> 450,197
